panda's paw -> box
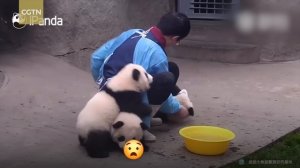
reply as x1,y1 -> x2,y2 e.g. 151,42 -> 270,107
188,107 -> 194,116
176,89 -> 194,116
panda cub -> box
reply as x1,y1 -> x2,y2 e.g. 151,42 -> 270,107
153,89 -> 194,123
76,63 -> 152,158
176,89 -> 194,116
111,112 -> 148,149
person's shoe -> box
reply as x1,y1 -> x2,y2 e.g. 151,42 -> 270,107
143,130 -> 156,142
153,111 -> 169,123
151,118 -> 163,126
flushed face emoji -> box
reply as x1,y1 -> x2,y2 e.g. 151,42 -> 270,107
123,140 -> 144,160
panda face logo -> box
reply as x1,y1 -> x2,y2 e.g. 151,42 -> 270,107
123,140 -> 144,160
12,13 -> 26,29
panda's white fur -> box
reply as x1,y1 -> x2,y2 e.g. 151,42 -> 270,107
110,112 -> 147,148
76,63 -> 152,158
108,65 -> 152,93
76,91 -> 119,139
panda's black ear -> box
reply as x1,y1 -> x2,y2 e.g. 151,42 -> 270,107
140,122 -> 148,130
112,121 -> 124,129
132,69 -> 140,81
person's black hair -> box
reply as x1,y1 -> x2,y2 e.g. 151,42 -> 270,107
156,12 -> 191,41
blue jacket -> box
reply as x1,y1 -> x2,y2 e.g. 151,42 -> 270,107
91,27 -> 180,115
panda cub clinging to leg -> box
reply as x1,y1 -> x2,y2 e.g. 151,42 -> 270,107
76,63 -> 152,158
111,111 -> 148,149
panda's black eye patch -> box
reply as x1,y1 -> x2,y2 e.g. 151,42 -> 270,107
144,72 -> 148,79
132,69 -> 140,81
117,136 -> 125,142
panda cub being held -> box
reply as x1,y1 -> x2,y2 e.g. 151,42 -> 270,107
76,63 -> 153,158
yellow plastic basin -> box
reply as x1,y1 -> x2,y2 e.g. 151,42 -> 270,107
179,126 -> 236,155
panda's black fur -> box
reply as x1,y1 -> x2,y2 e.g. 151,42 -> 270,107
103,85 -> 152,119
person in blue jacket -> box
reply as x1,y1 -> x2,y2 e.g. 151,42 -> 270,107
91,12 -> 192,141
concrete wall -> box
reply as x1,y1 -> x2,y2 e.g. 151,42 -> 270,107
240,0 -> 300,62
1,0 -> 171,71
168,0 -> 300,63
1,0 -> 300,68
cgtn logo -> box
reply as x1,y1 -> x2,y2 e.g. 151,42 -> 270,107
12,10 -> 63,29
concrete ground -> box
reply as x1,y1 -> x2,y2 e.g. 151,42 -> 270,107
0,48 -> 300,168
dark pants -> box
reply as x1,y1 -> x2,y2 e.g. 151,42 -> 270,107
147,62 -> 181,105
